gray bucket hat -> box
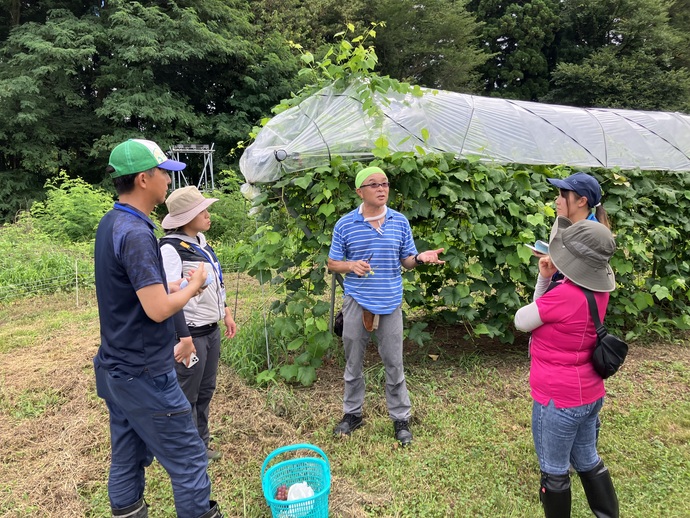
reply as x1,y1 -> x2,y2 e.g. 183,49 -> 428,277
549,216 -> 616,292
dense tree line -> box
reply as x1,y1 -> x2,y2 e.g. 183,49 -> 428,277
1,0 -> 689,221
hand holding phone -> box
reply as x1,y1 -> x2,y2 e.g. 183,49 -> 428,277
184,353 -> 199,368
180,271 -> 213,289
525,239 -> 549,256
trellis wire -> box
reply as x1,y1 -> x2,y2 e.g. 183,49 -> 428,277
0,262 -> 240,305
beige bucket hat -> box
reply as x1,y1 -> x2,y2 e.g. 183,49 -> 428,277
162,186 -> 218,230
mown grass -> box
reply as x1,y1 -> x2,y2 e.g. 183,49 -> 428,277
1,288 -> 689,517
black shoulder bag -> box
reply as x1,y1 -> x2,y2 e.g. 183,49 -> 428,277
580,287 -> 629,379
333,310 -> 344,337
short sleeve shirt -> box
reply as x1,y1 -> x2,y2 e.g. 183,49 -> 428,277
530,281 -> 607,407
94,204 -> 175,377
329,207 -> 417,314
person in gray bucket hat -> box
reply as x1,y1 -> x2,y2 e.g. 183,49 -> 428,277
515,216 -> 619,518
548,216 -> 616,292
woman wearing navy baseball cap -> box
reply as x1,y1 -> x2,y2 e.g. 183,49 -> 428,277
547,172 -> 610,228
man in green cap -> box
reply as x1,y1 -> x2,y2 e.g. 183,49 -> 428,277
93,139 -> 222,517
328,166 -> 444,446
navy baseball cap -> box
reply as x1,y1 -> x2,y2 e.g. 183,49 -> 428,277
547,172 -> 602,208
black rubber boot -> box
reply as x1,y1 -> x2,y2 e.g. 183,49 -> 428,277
578,460 -> 619,518
112,496 -> 148,517
540,471 -> 571,518
197,500 -> 223,518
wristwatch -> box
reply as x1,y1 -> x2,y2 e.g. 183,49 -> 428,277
414,253 -> 424,265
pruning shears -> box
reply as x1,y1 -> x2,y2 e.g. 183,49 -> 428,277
357,253 -> 374,277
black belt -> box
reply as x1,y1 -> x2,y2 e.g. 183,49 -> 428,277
188,322 -> 218,337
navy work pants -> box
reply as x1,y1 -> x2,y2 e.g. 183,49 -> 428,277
95,364 -> 211,517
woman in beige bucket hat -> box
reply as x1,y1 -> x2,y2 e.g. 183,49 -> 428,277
160,186 -> 236,462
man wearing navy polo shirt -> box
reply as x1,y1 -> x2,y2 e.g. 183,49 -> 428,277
93,139 -> 222,518
328,166 -> 444,446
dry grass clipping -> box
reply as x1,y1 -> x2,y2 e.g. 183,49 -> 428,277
0,294 -> 381,517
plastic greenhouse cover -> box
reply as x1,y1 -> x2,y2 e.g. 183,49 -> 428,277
239,80 -> 690,184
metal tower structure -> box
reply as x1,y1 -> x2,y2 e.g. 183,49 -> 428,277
169,143 -> 215,192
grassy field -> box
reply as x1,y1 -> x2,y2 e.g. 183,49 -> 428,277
0,283 -> 689,517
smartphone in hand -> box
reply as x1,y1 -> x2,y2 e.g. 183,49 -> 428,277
184,353 -> 199,368
525,240 -> 549,255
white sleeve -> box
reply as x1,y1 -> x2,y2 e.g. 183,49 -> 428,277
160,244 -> 183,283
533,275 -> 551,301
514,302 -> 544,332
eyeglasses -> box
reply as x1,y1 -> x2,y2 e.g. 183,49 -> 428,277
360,182 -> 390,189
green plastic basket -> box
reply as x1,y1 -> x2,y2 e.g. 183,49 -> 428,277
261,444 -> 330,518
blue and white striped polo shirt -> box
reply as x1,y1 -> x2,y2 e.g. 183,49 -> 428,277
329,207 -> 418,314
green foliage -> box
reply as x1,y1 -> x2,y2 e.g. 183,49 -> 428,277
603,170 -> 690,339
220,311 -> 284,385
359,0 -> 488,91
202,185 -> 255,247
0,7 -> 108,194
250,0 -> 365,52
0,171 -> 47,223
0,215 -> 94,300
30,171 -> 113,242
93,0 -> 300,170
669,0 -> 690,69
251,0 -> 489,92
466,0 -> 690,108
467,0 -> 561,100
0,0 -> 302,219
544,0 -> 690,110
240,152 -> 690,381
266,23 -> 411,119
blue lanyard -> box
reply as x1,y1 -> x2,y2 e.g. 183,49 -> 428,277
113,203 -> 154,229
189,242 -> 224,286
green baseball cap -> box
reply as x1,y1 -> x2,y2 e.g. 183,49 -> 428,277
108,139 -> 186,178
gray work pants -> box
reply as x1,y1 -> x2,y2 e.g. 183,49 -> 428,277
341,295 -> 411,421
174,326 -> 220,447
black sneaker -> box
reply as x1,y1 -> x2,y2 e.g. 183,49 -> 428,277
333,413 -> 363,436
394,420 -> 413,446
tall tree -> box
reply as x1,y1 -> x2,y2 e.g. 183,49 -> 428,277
544,0 -> 690,111
361,0 -> 488,91
253,0 -> 487,92
668,0 -> 690,70
0,8 -> 105,217
251,0 -> 365,51
0,0 -> 301,220
467,0 -> 561,100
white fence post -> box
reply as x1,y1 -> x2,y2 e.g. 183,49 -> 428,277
75,260 -> 79,307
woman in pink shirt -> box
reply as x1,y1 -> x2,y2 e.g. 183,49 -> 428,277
515,216 -> 619,518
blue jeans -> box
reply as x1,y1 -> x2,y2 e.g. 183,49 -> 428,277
95,364 -> 211,517
532,398 -> 604,475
